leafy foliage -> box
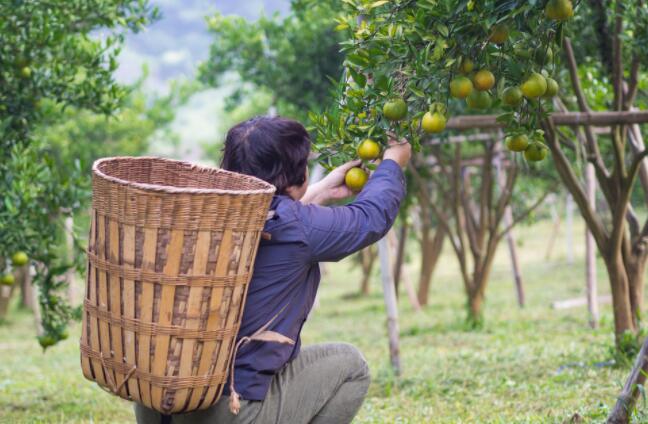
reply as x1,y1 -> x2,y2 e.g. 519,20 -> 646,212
0,0 -> 159,347
310,0 -> 575,167
199,0 -> 345,122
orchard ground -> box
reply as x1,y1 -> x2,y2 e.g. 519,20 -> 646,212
0,218 -> 645,423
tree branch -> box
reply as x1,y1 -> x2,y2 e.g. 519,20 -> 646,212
497,192 -> 550,240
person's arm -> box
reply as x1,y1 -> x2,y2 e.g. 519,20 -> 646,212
300,142 -> 410,262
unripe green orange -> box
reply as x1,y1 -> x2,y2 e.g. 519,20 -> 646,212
505,134 -> 529,152
460,58 -> 474,74
0,274 -> 15,286
466,90 -> 492,109
543,78 -> 559,98
383,99 -> 408,121
524,142 -> 548,162
521,73 -> 547,98
11,251 -> 29,266
502,87 -> 523,107
545,0 -> 574,21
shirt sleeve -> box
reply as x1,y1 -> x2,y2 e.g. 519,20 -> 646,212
299,159 -> 406,263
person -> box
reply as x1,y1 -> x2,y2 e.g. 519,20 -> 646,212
135,116 -> 410,424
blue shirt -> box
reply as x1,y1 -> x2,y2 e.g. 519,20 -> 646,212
224,159 -> 406,401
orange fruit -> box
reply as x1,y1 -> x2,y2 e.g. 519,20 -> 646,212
505,134 -> 529,152
450,76 -> 474,99
0,274 -> 15,286
502,87 -> 523,106
466,90 -> 492,109
20,66 -> 32,78
383,99 -> 408,121
421,111 -> 446,133
545,0 -> 574,21
357,139 -> 381,160
345,167 -> 369,192
524,142 -> 548,162
489,24 -> 509,44
543,78 -> 559,98
473,69 -> 496,91
460,58 -> 474,74
11,251 -> 29,266
521,73 -> 547,98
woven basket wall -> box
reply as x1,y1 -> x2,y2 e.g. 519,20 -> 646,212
80,157 -> 275,414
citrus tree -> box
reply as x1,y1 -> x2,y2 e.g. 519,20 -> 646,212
309,0 -> 572,322
0,0 -> 158,347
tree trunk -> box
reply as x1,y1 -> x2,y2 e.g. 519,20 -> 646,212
360,248 -> 376,295
467,289 -> 484,328
417,226 -> 445,306
604,253 -> 637,342
627,257 -> 646,324
607,335 -> 648,424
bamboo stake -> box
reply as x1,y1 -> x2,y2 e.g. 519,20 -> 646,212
377,236 -> 401,375
565,193 -> 575,264
585,163 -> 599,328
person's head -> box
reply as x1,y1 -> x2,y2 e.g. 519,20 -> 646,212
220,116 -> 311,199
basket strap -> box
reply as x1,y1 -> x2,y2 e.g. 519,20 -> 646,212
86,250 -> 250,287
83,299 -> 240,340
228,303 -> 294,415
81,343 -> 228,389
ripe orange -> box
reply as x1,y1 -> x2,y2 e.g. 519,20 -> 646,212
383,99 -> 408,121
502,87 -> 523,107
345,167 -> 369,192
421,111 -> 446,133
466,90 -> 492,109
11,251 -> 29,266
450,76 -> 473,99
521,73 -> 548,98
543,78 -> 559,98
460,58 -> 474,74
505,134 -> 529,152
524,142 -> 549,162
473,70 -> 495,91
489,24 -> 509,44
357,139 -> 381,160
545,0 -> 574,21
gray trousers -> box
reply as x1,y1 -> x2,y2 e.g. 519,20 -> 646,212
134,343 -> 371,424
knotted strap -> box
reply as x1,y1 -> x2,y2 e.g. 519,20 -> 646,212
228,304 -> 294,415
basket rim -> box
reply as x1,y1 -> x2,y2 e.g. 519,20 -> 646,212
92,156 -> 277,196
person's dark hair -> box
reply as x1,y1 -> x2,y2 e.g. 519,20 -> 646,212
220,116 -> 311,194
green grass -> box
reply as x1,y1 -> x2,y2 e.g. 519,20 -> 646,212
0,218 -> 646,423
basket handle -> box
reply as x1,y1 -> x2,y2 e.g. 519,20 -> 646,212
99,351 -> 137,396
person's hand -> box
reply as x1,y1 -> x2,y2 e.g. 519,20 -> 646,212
383,139 -> 412,168
301,160 -> 360,205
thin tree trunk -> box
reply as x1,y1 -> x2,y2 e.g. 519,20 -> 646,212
605,253 -> 637,340
627,257 -> 646,324
18,265 -> 33,310
566,193 -> 575,264
417,226 -> 445,306
545,198 -> 562,260
504,206 -> 525,307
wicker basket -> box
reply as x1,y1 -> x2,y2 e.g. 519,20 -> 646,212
80,157 -> 275,414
